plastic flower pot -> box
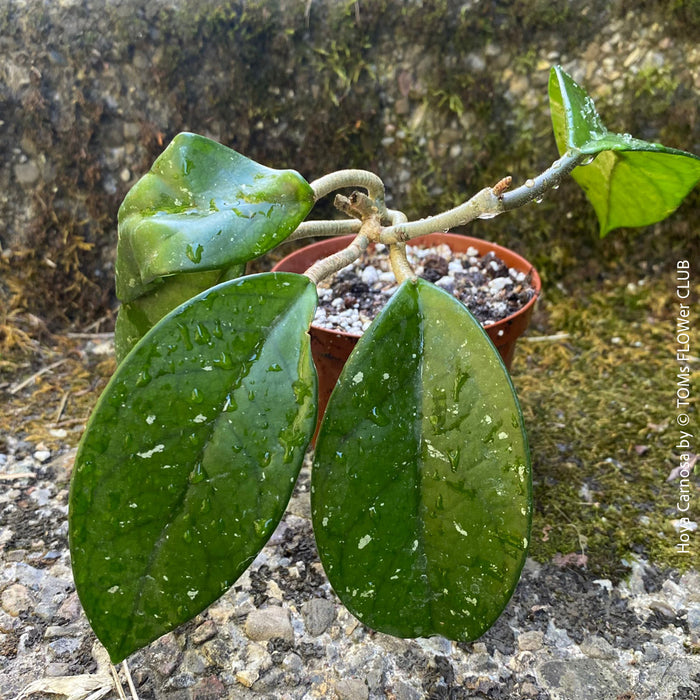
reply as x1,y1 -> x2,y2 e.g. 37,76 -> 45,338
272,233 -> 541,428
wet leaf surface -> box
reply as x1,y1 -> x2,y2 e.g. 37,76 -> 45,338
69,272 -> 317,662
549,66 -> 700,236
312,278 -> 531,641
116,133 -> 314,302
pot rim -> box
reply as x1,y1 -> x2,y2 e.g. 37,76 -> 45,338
272,233 -> 542,340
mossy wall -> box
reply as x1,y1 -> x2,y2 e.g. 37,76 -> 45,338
1,0 -> 698,334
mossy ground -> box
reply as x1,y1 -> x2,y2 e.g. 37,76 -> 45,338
0,338 -> 115,465
512,265 -> 698,580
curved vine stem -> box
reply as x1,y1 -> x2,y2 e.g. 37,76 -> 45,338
389,242 -> 416,284
303,195 -> 384,285
294,151 -> 584,278
286,219 -> 361,241
288,170 -> 389,244
310,169 -> 386,205
379,150 -> 584,244
303,232 -> 370,285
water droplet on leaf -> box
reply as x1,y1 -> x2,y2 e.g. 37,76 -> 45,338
212,351 -> 234,369
254,518 -> 272,537
135,369 -> 151,387
189,462 -> 207,484
447,447 -> 461,473
178,323 -> 193,351
194,322 -> 211,345
370,406 -> 390,426
292,379 -> 312,405
186,243 -> 204,264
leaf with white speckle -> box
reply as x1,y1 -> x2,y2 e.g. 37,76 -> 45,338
70,273 -> 317,662
312,279 -> 531,641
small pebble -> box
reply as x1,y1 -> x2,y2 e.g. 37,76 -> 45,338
1,584 -> 34,616
236,669 -> 259,688
244,607 -> 294,642
360,265 -> 379,284
435,275 -> 455,293
302,598 -> 336,636
517,630 -> 544,651
580,635 -> 617,659
192,619 -> 217,644
334,678 -> 369,700
488,276 -> 513,293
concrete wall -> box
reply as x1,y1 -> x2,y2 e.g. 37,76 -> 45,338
1,0 -> 698,326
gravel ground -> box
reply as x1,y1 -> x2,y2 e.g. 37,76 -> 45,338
314,244 -> 536,335
1,339 -> 700,700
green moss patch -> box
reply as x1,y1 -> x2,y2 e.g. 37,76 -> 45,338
512,271 -> 698,579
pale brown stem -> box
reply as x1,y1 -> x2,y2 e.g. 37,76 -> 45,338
286,219 -> 361,241
389,242 -> 417,284
303,232 -> 370,285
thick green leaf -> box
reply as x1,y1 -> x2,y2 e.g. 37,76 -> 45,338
70,273 -> 318,662
116,132 -> 315,302
549,65 -> 607,153
549,65 -> 700,236
564,148 -> 700,236
312,279 -> 531,641
114,263 -> 244,363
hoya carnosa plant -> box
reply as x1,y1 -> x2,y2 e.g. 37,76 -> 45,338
69,66 -> 700,663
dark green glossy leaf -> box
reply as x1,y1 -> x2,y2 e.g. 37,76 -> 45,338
70,273 -> 317,662
114,263 -> 244,363
549,65 -> 700,236
312,279 -> 531,641
116,132 -> 315,302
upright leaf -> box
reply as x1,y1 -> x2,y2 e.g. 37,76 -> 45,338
549,65 -> 700,236
116,132 -> 315,302
70,273 -> 318,662
312,279 -> 531,641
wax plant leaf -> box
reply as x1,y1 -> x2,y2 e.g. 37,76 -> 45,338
114,263 -> 244,363
69,272 -> 318,663
116,132 -> 315,302
549,65 -> 700,236
312,278 -> 531,641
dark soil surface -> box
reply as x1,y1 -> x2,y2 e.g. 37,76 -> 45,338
314,243 -> 537,335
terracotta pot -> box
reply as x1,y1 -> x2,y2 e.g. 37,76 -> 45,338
272,233 -> 541,428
